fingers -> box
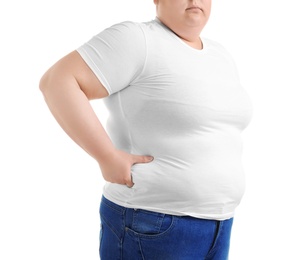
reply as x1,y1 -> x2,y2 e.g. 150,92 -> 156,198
131,155 -> 154,164
125,174 -> 134,188
101,151 -> 153,187
126,154 -> 153,188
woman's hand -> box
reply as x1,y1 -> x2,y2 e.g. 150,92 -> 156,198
99,149 -> 154,187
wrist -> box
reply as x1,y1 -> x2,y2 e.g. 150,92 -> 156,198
96,145 -> 117,165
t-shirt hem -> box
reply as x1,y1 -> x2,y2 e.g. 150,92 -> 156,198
76,48 -> 112,95
102,192 -> 235,221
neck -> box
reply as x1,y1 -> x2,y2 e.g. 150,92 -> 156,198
174,29 -> 203,50
156,17 -> 204,50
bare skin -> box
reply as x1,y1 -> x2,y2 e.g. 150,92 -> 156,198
39,51 -> 153,188
39,0 -> 211,187
154,0 -> 212,49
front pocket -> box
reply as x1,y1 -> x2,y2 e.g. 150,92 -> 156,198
126,209 -> 176,238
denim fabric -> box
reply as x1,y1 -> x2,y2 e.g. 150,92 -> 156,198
99,196 -> 233,260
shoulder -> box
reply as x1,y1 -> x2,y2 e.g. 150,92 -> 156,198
101,19 -> 164,37
83,21 -> 147,50
104,20 -> 144,34
96,20 -> 149,45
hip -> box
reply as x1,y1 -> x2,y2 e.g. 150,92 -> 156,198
103,167 -> 245,219
99,195 -> 234,260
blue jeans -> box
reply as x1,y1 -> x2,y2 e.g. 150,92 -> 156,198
99,196 -> 233,260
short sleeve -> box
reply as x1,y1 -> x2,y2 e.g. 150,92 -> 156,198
76,21 -> 146,95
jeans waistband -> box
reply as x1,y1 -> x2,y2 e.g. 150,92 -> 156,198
101,195 -> 126,214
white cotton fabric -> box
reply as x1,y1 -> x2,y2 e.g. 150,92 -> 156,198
77,18 -> 253,220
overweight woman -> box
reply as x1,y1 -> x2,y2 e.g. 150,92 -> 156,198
40,0 -> 252,259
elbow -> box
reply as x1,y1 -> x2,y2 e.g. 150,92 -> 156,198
39,68 -> 58,97
39,71 -> 48,95
39,71 -> 50,95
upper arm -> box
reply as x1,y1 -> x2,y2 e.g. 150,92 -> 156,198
40,50 -> 109,100
76,21 -> 146,95
40,21 -> 146,99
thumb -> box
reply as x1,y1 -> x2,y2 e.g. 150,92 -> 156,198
132,155 -> 154,164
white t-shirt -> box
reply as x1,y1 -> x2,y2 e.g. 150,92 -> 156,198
77,18 -> 253,220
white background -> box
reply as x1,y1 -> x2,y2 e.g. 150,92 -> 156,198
1,0 -> 295,259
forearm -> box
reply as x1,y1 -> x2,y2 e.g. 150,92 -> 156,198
40,72 -> 114,163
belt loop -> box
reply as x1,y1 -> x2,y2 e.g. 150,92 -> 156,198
125,207 -> 134,229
